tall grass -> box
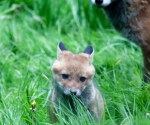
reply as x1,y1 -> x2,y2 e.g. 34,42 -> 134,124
0,0 -> 150,124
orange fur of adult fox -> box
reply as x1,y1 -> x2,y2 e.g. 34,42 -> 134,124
49,42 -> 104,123
92,0 -> 150,82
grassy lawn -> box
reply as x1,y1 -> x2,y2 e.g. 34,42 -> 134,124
0,0 -> 150,124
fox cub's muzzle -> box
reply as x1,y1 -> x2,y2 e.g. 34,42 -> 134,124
64,87 -> 82,96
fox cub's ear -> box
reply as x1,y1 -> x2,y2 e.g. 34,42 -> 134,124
83,45 -> 94,63
57,42 -> 68,59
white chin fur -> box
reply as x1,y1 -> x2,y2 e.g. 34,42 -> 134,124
75,89 -> 81,96
91,0 -> 111,6
64,88 -> 70,95
64,89 -> 82,96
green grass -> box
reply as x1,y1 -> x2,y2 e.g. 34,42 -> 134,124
0,0 -> 150,124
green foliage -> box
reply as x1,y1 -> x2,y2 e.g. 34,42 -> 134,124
0,0 -> 150,124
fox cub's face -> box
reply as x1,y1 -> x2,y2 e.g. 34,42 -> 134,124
52,42 -> 95,96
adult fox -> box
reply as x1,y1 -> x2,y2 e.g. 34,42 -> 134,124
92,0 -> 150,82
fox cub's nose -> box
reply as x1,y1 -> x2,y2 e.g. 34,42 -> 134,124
70,90 -> 77,95
70,91 -> 77,95
70,89 -> 81,96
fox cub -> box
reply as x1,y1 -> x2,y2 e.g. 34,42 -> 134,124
50,42 -> 104,122
92,0 -> 150,82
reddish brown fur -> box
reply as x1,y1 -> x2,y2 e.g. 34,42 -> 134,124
102,0 -> 150,82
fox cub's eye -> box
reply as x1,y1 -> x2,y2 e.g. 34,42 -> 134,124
62,74 -> 69,80
80,76 -> 86,82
